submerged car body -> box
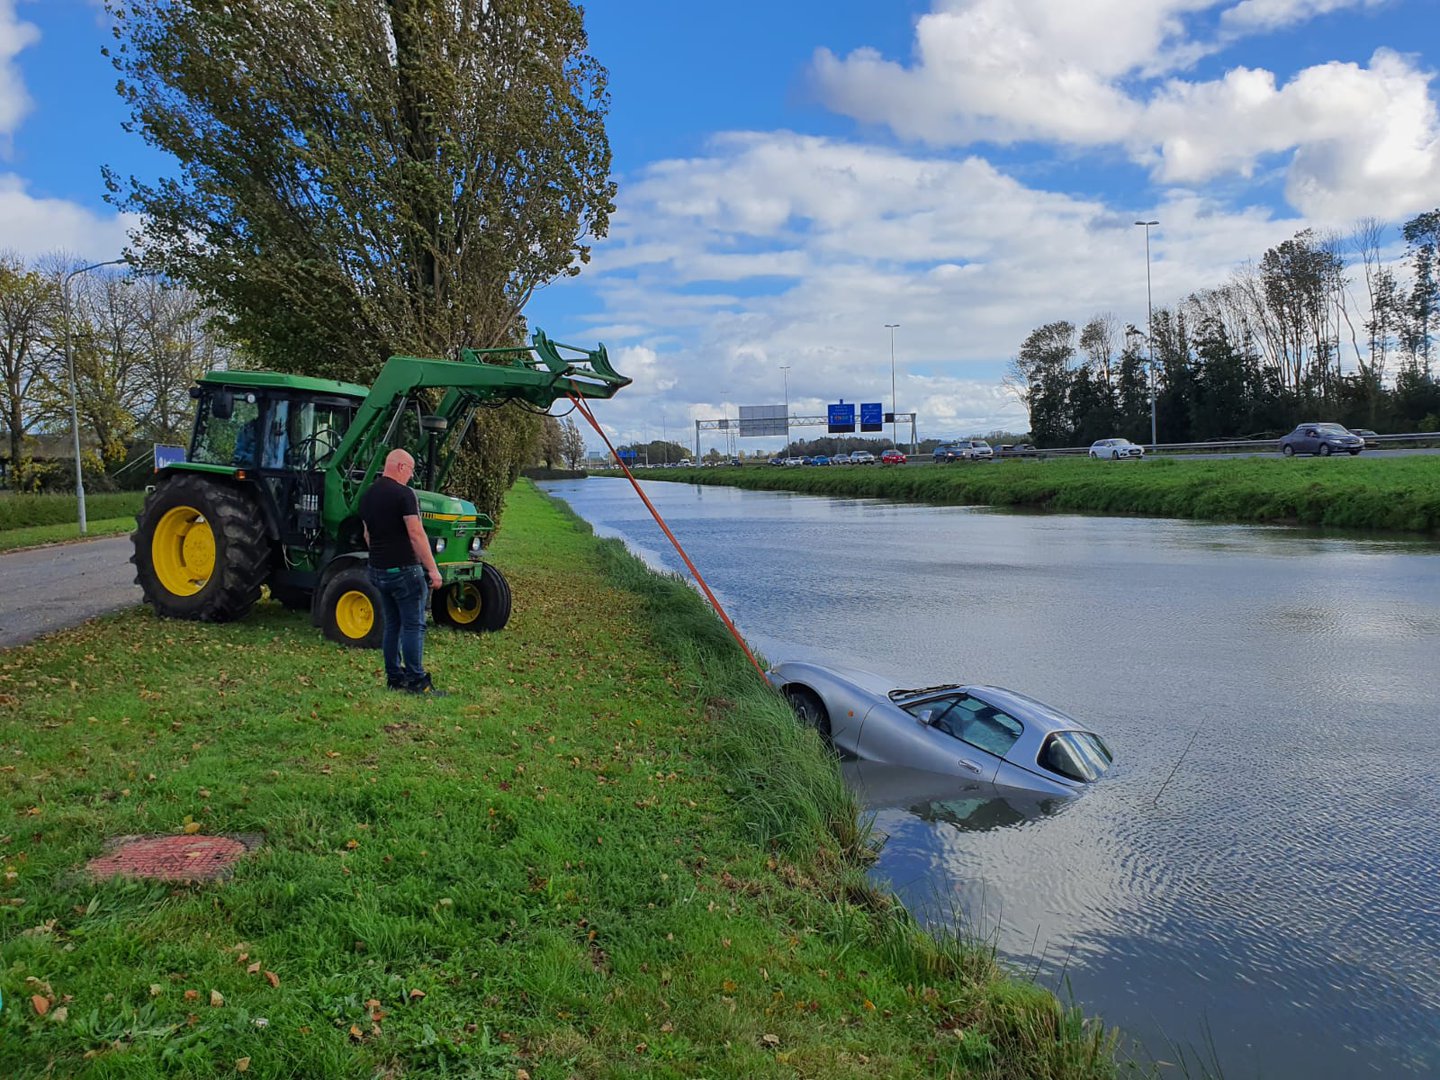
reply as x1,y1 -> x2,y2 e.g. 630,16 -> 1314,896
768,661 -> 1113,796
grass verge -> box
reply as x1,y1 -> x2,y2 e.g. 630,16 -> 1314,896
633,457 -> 1440,534
0,518 -> 136,554
1,480 -> 1120,1078
0,492 -> 145,532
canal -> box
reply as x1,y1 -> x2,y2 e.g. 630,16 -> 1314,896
539,477 -> 1440,1078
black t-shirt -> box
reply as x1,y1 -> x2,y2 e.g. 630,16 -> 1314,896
359,476 -> 420,570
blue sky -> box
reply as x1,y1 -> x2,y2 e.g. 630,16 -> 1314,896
3,0 -> 1437,452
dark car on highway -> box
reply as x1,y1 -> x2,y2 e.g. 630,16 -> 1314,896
1348,428 -> 1380,449
1279,423 -> 1365,457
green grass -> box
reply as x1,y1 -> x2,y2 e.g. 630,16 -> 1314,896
0,480 -> 1122,1078
0,492 -> 145,532
0,517 -> 136,553
634,456 -> 1440,534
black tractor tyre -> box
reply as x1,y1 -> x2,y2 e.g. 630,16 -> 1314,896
433,563 -> 513,633
319,566 -> 385,649
268,584 -> 313,612
131,474 -> 271,623
785,686 -> 832,739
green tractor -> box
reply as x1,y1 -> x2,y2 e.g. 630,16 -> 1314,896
131,330 -> 628,646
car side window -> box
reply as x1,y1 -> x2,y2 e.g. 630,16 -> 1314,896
908,695 -> 1023,757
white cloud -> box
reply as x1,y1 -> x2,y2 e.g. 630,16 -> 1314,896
0,173 -> 138,260
1221,0 -> 1388,34
562,132 -> 1308,447
0,0 -> 39,140
809,0 -> 1440,220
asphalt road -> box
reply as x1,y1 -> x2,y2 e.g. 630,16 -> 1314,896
0,536 -> 141,649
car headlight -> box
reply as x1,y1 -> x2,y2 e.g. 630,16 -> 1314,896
434,538 -> 446,553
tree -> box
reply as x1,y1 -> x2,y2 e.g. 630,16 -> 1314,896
0,255 -> 61,482
559,416 -> 586,468
104,0 -> 614,522
1010,321 -> 1075,446
1402,209 -> 1440,373
536,415 -> 564,468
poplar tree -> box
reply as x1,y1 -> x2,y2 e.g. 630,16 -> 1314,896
103,0 -> 614,521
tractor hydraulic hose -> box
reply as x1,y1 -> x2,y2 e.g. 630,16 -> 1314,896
569,396 -> 767,684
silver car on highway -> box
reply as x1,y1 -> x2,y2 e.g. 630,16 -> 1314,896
768,661 -> 1113,795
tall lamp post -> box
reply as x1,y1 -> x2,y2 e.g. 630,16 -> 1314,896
63,258 -> 126,534
1134,221 -> 1158,449
779,365 -> 791,453
884,323 -> 899,449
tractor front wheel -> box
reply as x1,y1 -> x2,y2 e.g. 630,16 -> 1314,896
320,567 -> 384,649
433,563 -> 512,633
132,474 -> 271,622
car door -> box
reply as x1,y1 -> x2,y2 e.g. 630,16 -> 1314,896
883,694 -> 1003,781
1299,427 -> 1319,454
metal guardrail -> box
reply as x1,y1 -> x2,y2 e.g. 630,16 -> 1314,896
1000,431 -> 1440,457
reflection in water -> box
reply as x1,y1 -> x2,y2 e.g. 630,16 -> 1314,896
542,478 -> 1440,1079
842,761 -> 1067,832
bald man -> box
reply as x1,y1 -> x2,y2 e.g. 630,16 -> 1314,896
359,449 -> 445,695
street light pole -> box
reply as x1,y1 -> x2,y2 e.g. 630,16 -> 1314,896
1134,221 -> 1158,449
63,258 -> 126,534
779,365 -> 791,452
884,323 -> 899,449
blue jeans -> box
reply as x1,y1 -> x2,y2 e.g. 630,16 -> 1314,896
369,564 -> 428,685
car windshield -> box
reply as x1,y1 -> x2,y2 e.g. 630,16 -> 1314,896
1315,423 -> 1350,435
1038,731 -> 1113,782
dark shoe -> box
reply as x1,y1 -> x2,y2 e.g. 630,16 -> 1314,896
386,676 -> 411,691
404,673 -> 449,698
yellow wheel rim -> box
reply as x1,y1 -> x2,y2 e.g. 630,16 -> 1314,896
334,589 -> 375,640
151,505 -> 215,596
445,583 -> 483,625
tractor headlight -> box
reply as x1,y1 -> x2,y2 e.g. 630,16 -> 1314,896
434,538 -> 446,554
469,537 -> 482,554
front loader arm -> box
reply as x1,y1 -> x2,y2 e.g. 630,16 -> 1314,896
327,329 -> 629,513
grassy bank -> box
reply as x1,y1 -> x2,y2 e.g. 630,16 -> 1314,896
633,457 -> 1440,534
0,480 -> 1119,1078
0,492 -> 145,532
0,517 -> 136,553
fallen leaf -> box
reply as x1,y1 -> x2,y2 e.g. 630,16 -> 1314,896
345,839 -> 359,850
246,962 -> 261,975
761,1033 -> 780,1048
149,984 -> 163,997
348,1024 -> 364,1040
210,989 -> 224,1007
50,1006 -> 69,1023
409,988 -> 426,1001
236,1058 -> 250,1073
30,995 -> 50,1016
517,1070 -> 531,1080
183,822 -> 202,835
264,970 -> 280,988
184,989 -> 199,1002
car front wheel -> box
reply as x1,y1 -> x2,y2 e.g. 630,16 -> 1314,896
784,687 -> 831,739
1089,452 -> 1097,459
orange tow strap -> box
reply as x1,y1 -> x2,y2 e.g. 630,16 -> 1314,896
568,395 -> 768,683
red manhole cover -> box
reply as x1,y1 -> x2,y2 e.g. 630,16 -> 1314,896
87,834 -> 260,883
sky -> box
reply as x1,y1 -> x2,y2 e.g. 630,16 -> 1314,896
3,0 -> 1438,455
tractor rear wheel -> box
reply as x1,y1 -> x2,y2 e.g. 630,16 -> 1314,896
132,474 -> 271,622
319,566 -> 384,649
433,563 -> 512,633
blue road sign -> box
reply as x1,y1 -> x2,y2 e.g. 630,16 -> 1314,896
860,402 -> 883,432
153,444 -> 187,470
827,401 -> 855,434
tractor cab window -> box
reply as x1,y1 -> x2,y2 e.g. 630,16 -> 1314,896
192,391 -> 261,467
260,397 -> 354,470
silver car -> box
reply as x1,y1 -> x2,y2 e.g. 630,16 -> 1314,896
768,662 -> 1113,796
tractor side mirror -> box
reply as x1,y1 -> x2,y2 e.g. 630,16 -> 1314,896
211,388 -> 235,420
421,415 -> 448,434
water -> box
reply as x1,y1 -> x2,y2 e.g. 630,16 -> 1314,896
539,478 -> 1440,1078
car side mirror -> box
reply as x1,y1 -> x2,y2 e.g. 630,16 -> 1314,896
915,708 -> 935,726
